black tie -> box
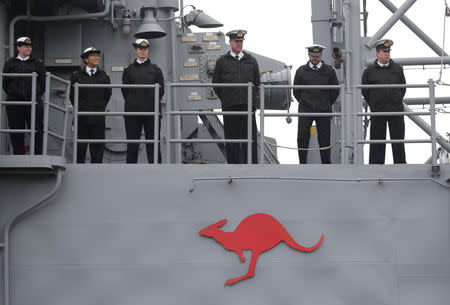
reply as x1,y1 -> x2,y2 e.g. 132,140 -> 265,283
313,65 -> 317,71
90,69 -> 94,76
235,55 -> 239,61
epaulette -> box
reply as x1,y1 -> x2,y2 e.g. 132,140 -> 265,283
331,66 -> 336,71
38,58 -> 43,63
106,72 -> 110,77
72,70 -> 78,74
363,66 -> 368,70
153,64 -> 160,70
124,64 -> 129,70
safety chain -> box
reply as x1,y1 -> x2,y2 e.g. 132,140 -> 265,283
264,140 -> 341,151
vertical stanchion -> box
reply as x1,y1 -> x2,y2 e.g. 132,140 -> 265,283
247,83 -> 253,165
340,84 -> 345,164
43,73 -> 51,155
428,79 -> 437,166
0,73 -> 3,141
165,83 -> 171,163
30,72 -> 37,155
154,84 -> 159,164
259,84 -> 265,164
73,83 -> 79,163
61,80 -> 70,158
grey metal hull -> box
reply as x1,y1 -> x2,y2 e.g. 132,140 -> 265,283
1,164 -> 449,305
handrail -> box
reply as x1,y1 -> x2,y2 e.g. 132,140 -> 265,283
258,79 -> 445,165
166,82 -> 254,164
259,84 -> 346,164
73,82 -> 160,164
1,77 -> 448,165
43,72 -> 70,156
0,72 -> 37,154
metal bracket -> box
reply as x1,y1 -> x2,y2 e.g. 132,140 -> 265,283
431,165 -> 440,177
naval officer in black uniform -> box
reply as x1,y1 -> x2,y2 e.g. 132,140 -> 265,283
212,30 -> 260,164
121,39 -> 164,163
2,36 -> 46,155
293,44 -> 340,164
361,39 -> 406,164
70,47 -> 112,163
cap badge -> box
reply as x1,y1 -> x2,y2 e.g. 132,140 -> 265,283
236,31 -> 244,38
25,38 -> 31,44
313,47 -> 320,52
141,41 -> 148,47
384,41 -> 390,47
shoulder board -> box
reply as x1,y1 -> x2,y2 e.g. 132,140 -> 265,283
72,70 -> 78,74
153,64 -> 160,70
124,64 -> 129,70
363,66 -> 369,70
38,58 -> 43,63
331,66 -> 336,71
106,72 -> 110,77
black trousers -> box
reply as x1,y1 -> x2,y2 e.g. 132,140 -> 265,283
124,115 -> 161,163
77,119 -> 105,163
6,99 -> 43,155
369,115 -> 406,164
297,116 -> 331,164
223,105 -> 258,164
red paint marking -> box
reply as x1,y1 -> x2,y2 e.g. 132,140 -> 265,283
199,213 -> 324,286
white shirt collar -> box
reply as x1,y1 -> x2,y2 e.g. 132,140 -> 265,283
17,55 -> 30,61
230,51 -> 244,60
377,60 -> 389,67
136,58 -> 148,64
308,61 -> 323,70
85,66 -> 98,75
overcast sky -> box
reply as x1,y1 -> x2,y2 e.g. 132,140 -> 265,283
186,0 -> 450,164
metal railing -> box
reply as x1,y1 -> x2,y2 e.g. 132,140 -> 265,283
1,76 -> 447,166
355,79 -> 438,165
0,72 -> 37,154
167,82 -> 254,164
72,83 -> 160,163
43,72 -> 71,157
259,84 -> 344,164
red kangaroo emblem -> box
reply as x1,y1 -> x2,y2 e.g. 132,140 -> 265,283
199,213 -> 324,286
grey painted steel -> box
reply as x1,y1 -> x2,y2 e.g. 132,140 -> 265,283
0,1 -> 6,154
2,168 -> 64,305
8,0 -> 111,57
30,73 -> 36,155
247,83 -> 252,164
356,83 -> 428,89
166,83 -> 171,163
379,0 -> 448,56
403,103 -> 450,153
264,113 -> 343,117
0,164 -> 449,305
259,85 -> 265,164
43,73 -> 51,155
356,111 -> 430,116
366,0 -> 418,48
154,85 -> 160,164
404,97 -> 450,105
429,79 -> 437,165
73,83 -> 79,163
366,56 -> 450,66
358,139 -> 431,144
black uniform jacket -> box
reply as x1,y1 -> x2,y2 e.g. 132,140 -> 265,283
2,56 -> 46,101
293,61 -> 340,113
361,59 -> 406,112
212,52 -> 260,110
70,67 -> 112,124
121,59 -> 164,112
